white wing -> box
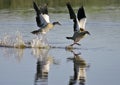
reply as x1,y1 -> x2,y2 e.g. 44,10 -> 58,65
40,14 -> 48,26
74,18 -> 87,32
78,18 -> 87,29
43,14 -> 50,23
75,18 -> 81,31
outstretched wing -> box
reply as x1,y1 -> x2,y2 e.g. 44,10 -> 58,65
33,1 -> 48,28
42,14 -> 50,23
66,2 -> 76,19
77,6 -> 87,30
66,2 -> 80,32
33,1 -> 40,15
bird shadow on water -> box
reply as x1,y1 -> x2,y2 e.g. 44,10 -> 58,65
1,46 -> 24,62
29,48 -> 61,85
32,48 -> 53,85
66,49 -> 90,85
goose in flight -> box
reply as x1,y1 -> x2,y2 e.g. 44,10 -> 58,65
31,1 -> 61,35
66,2 -> 90,46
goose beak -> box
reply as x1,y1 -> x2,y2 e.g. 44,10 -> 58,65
87,31 -> 91,35
88,32 -> 91,35
58,22 -> 61,25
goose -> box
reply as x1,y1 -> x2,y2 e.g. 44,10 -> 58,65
31,1 -> 61,35
66,2 -> 90,46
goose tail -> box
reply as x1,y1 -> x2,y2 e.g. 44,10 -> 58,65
31,30 -> 39,35
66,37 -> 73,40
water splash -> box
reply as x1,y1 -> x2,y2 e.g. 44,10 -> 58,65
14,31 -> 25,48
0,31 -> 49,48
0,33 -> 14,46
31,34 -> 49,48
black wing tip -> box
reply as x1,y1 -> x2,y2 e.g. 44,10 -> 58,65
39,3 -> 48,14
66,2 -> 70,5
78,6 -> 85,11
77,5 -> 86,20
66,2 -> 73,9
33,1 -> 37,8
66,2 -> 72,8
66,2 -> 76,19
33,1 -> 40,14
33,1 -> 35,4
80,6 -> 85,12
33,1 -> 48,14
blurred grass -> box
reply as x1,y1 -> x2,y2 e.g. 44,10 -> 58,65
0,0 -> 120,10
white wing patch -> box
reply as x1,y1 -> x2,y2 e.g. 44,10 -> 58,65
39,14 -> 48,27
75,18 -> 87,31
76,18 -> 81,31
79,18 -> 87,29
42,14 -> 50,23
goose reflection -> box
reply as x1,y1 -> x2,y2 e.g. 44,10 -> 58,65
2,47 -> 24,62
67,50 -> 89,85
32,48 -> 53,85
